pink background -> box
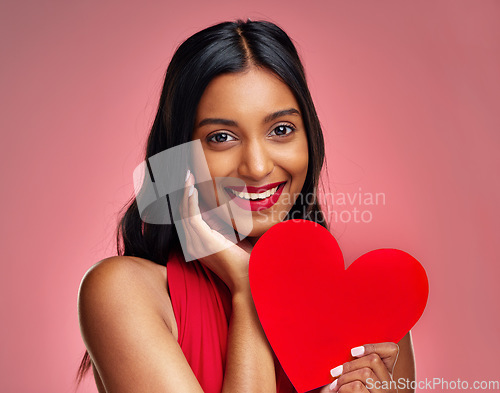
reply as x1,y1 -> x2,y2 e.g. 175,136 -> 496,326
1,1 -> 499,392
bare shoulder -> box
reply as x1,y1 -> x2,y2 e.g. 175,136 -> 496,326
80,255 -> 167,287
78,255 -> 176,337
77,256 -> 202,392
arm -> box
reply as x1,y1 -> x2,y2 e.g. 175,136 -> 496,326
181,171 -> 277,392
78,257 -> 205,393
79,256 -> 276,393
222,285 -> 277,393
393,332 -> 416,393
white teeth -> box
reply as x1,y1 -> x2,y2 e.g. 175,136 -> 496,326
229,185 -> 280,200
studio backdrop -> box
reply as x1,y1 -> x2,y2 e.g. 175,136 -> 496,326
0,1 -> 499,392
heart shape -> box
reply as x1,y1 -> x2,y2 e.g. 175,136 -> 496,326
249,219 -> 429,393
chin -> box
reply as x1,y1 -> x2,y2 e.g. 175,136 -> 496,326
239,215 -> 285,239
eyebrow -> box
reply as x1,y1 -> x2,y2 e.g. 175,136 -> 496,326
197,108 -> 301,128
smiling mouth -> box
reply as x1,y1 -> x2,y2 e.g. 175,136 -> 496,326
228,185 -> 279,200
223,182 -> 287,212
225,182 -> 286,200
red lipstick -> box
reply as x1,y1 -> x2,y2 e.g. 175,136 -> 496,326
227,181 -> 284,193
225,182 -> 286,212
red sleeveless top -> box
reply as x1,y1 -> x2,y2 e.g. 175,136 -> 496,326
166,251 -> 297,393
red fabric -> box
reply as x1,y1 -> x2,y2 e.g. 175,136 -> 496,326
166,251 -> 297,393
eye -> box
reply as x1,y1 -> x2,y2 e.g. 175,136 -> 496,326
269,124 -> 296,137
207,132 -> 237,144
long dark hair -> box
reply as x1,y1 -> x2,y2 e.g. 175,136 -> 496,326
77,18 -> 328,385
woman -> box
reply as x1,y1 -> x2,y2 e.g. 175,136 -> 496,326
77,19 -> 416,392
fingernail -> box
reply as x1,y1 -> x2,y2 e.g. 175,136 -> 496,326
329,379 -> 337,391
185,169 -> 191,182
188,184 -> 194,197
330,365 -> 342,377
351,346 -> 365,357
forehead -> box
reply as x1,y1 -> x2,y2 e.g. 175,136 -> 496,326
196,68 -> 300,119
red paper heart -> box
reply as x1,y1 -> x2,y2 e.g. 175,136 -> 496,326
249,219 -> 428,393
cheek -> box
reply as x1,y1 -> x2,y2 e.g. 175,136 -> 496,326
292,150 -> 309,179
199,149 -> 235,178
275,141 -> 309,188
191,149 -> 234,209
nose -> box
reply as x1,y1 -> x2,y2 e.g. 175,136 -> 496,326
237,139 -> 274,181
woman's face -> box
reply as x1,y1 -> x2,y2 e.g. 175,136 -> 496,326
191,67 -> 309,240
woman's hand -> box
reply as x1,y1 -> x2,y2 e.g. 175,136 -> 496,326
309,342 -> 400,393
326,342 -> 400,392
179,170 -> 253,294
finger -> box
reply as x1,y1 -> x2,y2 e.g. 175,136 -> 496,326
351,343 -> 400,373
330,368 -> 384,393
179,170 -> 195,242
330,354 -> 391,389
184,172 -> 218,236
186,172 -> 201,218
179,169 -> 191,219
178,169 -> 195,259
336,380 -> 370,393
186,179 -> 218,242
182,171 -> 215,257
184,173 -> 237,258
183,171 -> 235,243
